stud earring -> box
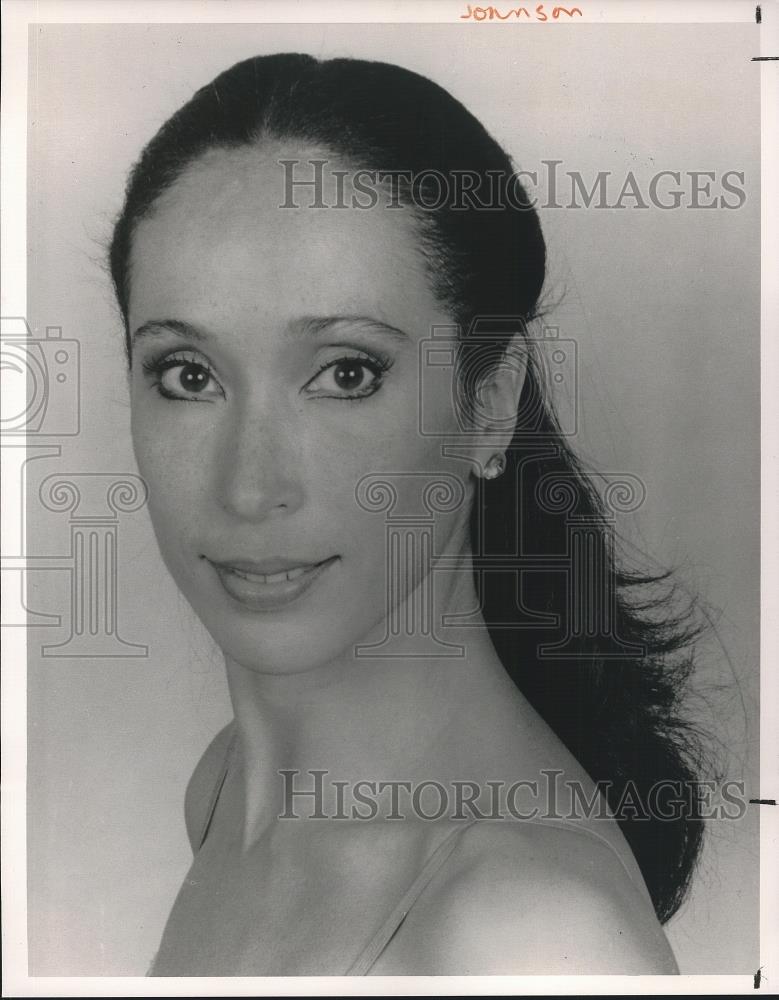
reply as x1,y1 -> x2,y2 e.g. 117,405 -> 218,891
483,453 -> 506,480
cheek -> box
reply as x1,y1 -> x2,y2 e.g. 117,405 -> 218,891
347,430 -> 473,573
130,406 -> 211,547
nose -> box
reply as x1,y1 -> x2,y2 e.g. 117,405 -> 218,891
215,399 -> 305,522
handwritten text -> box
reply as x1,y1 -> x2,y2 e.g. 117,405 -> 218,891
460,3 -> 583,21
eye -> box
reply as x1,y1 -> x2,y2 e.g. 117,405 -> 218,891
305,354 -> 392,400
142,351 -> 224,401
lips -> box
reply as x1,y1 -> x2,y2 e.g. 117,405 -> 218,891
207,555 -> 338,611
230,563 -> 312,584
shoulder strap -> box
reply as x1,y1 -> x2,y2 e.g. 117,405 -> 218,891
345,819 -> 479,976
345,813 -> 654,975
523,815 -> 656,910
196,727 -> 237,851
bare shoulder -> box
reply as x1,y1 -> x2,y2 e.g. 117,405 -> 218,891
183,721 -> 235,852
371,820 -> 679,976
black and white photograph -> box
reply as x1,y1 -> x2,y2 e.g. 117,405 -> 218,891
2,0 -> 776,992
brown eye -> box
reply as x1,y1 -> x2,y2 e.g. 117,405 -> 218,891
333,361 -> 369,391
179,363 -> 211,393
306,354 -> 390,400
144,353 -> 224,401
160,361 -> 217,397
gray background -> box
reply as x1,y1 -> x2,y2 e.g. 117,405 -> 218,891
25,21 -> 759,975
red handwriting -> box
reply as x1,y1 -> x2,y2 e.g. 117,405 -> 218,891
460,3 -> 583,20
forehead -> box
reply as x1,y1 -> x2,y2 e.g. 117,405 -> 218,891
128,144 -> 444,339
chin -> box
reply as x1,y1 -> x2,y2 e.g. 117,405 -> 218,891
190,595 -> 373,677
210,626 -> 362,676
162,547 -> 402,676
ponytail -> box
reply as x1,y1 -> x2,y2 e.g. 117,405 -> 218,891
472,362 -> 706,922
109,51 -> 708,922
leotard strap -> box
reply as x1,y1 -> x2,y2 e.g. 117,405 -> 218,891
196,727 -> 237,851
345,819 -> 480,976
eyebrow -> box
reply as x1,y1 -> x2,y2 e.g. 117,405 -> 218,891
131,315 -> 411,345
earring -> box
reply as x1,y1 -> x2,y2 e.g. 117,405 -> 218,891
483,452 -> 506,480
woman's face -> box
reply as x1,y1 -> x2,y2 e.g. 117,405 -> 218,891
128,145 -> 478,674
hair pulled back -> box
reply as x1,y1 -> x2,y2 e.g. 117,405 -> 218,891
110,53 -> 706,923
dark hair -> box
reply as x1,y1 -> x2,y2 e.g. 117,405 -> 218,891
109,53 -> 707,923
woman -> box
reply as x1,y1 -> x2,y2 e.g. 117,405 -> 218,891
110,53 -> 705,975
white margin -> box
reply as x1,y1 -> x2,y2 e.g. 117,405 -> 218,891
1,0 -> 776,996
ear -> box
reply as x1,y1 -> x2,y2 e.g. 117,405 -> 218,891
465,332 -> 527,477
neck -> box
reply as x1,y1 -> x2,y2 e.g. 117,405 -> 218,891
224,545 -> 521,841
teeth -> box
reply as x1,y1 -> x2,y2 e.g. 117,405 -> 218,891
231,564 -> 312,584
